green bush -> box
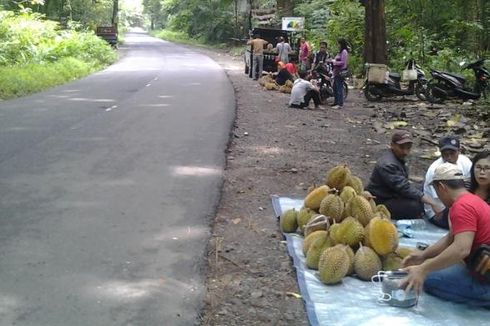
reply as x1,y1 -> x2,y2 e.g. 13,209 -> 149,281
0,10 -> 117,99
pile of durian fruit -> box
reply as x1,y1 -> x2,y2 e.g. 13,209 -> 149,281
280,164 -> 415,285
258,75 -> 293,93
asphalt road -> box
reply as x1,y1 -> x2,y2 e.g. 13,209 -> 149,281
0,32 -> 235,325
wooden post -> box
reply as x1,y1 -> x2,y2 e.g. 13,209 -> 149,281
364,0 -> 386,64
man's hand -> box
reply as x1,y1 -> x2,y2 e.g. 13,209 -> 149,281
475,253 -> 490,276
402,250 -> 425,267
400,265 -> 428,296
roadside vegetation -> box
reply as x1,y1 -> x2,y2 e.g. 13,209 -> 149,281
0,10 -> 117,99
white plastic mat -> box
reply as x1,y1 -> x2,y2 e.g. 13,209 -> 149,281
271,195 -> 489,326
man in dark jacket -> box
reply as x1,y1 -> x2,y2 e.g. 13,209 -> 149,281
366,129 -> 442,219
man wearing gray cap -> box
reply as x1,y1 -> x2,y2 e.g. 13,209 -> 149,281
402,163 -> 490,307
366,129 -> 441,219
423,135 -> 472,229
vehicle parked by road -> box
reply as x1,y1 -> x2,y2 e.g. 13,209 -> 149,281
425,58 -> 489,103
363,59 -> 427,101
244,28 -> 299,78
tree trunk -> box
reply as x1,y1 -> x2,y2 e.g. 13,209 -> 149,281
363,0 -> 386,64
112,0 -> 119,28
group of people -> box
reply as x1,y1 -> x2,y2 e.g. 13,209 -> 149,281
366,129 -> 490,307
247,33 -> 349,110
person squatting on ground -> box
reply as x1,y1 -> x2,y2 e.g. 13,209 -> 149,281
469,151 -> 490,205
275,36 -> 292,64
401,163 -> 490,307
275,62 -> 294,86
288,71 -> 323,110
366,129 -> 441,219
423,136 -> 472,229
328,38 -> 349,109
247,34 -> 268,80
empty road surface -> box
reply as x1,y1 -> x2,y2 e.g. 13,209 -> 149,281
0,32 -> 235,325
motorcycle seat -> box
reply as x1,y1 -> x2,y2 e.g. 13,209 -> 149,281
389,72 -> 401,80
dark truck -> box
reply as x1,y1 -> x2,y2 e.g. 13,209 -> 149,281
96,26 -> 118,47
244,28 -> 299,78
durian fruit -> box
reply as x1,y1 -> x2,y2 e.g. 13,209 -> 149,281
363,223 -> 372,248
325,164 -> 352,191
349,195 -> 374,226
264,82 -> 278,90
306,183 -> 317,195
366,215 -> 399,256
382,252 -> 403,271
330,216 -> 364,247
347,175 -> 364,194
318,245 -> 350,284
376,204 -> 391,219
297,207 -> 316,233
306,235 -> 334,269
361,191 -> 377,212
396,246 -> 416,259
319,193 -> 344,223
304,185 -> 330,211
340,186 -> 357,204
280,208 -> 298,233
354,243 -> 382,281
279,85 -> 292,93
285,80 -> 294,87
303,230 -> 328,256
304,214 -> 330,237
334,244 -> 355,275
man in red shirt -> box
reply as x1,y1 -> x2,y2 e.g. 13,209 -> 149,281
402,163 -> 490,307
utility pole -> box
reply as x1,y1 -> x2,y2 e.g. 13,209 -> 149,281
363,0 -> 386,64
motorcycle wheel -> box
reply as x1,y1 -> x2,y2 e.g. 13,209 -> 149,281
415,81 -> 428,101
426,83 -> 445,104
343,82 -> 349,99
364,84 -> 382,101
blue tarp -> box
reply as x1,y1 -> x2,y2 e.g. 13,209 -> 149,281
271,195 -> 489,326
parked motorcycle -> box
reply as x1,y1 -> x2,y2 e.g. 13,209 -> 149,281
363,59 -> 428,101
310,62 -> 348,104
425,59 -> 489,103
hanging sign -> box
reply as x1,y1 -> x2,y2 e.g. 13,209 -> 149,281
282,17 -> 305,31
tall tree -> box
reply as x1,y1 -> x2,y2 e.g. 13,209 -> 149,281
364,0 -> 386,64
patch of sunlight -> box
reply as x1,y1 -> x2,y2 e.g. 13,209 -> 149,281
158,95 -> 174,98
68,98 -> 116,103
61,89 -> 80,93
0,294 -> 19,315
152,225 -> 208,242
171,166 -> 222,177
254,146 -> 285,155
94,279 -> 162,300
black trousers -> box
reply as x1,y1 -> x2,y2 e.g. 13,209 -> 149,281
290,90 -> 321,108
376,197 -> 424,220
427,207 -> 450,229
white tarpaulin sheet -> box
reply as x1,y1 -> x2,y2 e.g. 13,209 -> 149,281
271,195 -> 489,326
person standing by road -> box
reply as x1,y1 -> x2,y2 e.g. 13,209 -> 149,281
247,33 -> 268,80
275,37 -> 291,64
328,38 -> 349,109
423,136 -> 473,229
298,37 -> 311,73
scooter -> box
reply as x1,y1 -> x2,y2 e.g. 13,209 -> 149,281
363,59 -> 428,101
310,62 -> 348,104
425,59 -> 489,103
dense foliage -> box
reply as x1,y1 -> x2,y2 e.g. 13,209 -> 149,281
0,10 -> 117,99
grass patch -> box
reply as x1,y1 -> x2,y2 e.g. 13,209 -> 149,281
0,57 -> 107,99
152,29 -> 245,58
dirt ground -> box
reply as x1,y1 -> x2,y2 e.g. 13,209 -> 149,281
194,48 -> 489,326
